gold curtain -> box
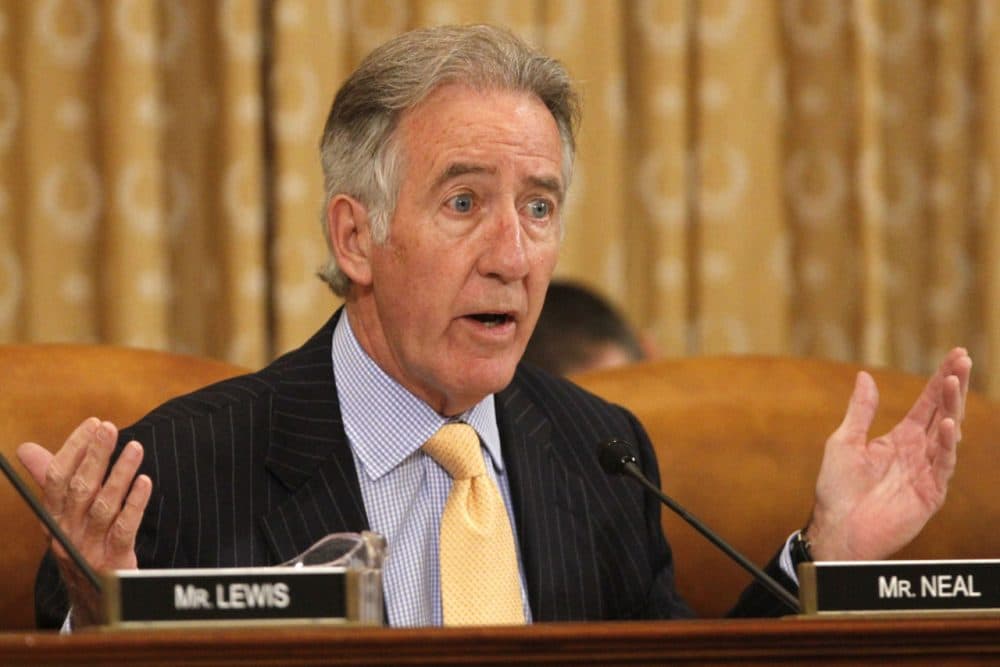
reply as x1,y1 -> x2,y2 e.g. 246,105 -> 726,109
1,0 -> 997,397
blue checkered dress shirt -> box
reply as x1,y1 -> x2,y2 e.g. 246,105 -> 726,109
331,312 -> 533,626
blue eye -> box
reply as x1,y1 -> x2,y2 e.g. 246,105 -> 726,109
450,194 -> 473,213
527,199 -> 551,219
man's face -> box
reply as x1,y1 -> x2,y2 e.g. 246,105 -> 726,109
348,83 -> 564,415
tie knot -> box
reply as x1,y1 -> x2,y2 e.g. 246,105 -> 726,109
423,422 -> 484,481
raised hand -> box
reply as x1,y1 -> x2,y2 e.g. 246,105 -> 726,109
806,348 -> 972,562
17,418 -> 151,626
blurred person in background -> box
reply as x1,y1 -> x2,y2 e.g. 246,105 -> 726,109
523,280 -> 648,375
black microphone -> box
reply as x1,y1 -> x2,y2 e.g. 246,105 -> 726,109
599,438 -> 800,613
0,451 -> 102,594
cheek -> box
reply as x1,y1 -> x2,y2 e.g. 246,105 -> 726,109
394,230 -> 457,279
375,236 -> 433,291
529,240 -> 560,281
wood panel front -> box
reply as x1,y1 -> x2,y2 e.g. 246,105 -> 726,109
1,617 -> 999,666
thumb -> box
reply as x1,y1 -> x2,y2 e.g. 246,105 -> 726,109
16,442 -> 54,487
834,371 -> 879,443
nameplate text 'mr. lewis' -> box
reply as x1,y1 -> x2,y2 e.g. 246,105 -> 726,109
101,566 -> 383,627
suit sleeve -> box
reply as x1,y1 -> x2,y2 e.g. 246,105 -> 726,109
725,552 -> 799,617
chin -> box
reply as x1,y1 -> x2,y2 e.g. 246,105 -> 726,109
454,357 -> 520,400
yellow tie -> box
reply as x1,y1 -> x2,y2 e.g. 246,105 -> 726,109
423,422 -> 526,625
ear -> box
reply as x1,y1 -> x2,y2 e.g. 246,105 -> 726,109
326,194 -> 374,287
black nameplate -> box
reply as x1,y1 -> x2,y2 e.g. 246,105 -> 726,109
799,560 -> 1000,614
102,567 -> 368,627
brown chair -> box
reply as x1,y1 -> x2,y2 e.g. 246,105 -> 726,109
0,344 -> 247,630
572,355 -> 1000,617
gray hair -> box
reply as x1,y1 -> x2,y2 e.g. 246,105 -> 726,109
317,24 -> 581,296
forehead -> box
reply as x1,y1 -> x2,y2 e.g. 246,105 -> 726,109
394,84 -> 564,190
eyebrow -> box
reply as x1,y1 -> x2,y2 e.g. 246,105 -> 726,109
432,163 -> 494,191
432,162 -> 565,203
527,175 -> 565,203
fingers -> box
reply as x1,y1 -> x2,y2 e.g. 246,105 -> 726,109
905,348 -> 972,433
920,373 -> 964,462
942,375 -> 963,441
108,473 -> 152,560
15,441 -> 55,487
81,440 -> 145,549
931,417 -> 959,492
906,375 -> 946,431
38,418 -> 104,518
63,421 -> 118,527
930,351 -> 972,437
948,350 -> 972,421
834,371 -> 879,443
916,352 -> 966,492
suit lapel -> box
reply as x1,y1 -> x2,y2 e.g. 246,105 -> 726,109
259,311 -> 370,565
498,374 -> 603,621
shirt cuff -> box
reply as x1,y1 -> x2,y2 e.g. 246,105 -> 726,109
60,608 -> 73,634
778,530 -> 801,586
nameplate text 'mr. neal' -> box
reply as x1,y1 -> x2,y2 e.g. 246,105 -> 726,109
798,560 -> 1000,615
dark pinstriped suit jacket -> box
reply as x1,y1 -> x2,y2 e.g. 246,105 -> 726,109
36,311 -> 793,628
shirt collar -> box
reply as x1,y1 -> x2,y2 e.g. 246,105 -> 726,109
332,310 -> 503,481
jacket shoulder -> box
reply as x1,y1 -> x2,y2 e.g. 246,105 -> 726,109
122,326 -> 334,432
508,362 -> 642,439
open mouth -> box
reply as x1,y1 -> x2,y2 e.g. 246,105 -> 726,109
467,313 -> 513,328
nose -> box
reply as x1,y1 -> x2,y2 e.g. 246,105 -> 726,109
477,203 -> 529,282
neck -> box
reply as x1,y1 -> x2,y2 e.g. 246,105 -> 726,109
343,299 -> 477,417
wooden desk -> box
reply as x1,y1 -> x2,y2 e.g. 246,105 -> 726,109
2,617 -> 999,665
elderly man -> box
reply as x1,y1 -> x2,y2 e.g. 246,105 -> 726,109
19,25 -> 971,629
